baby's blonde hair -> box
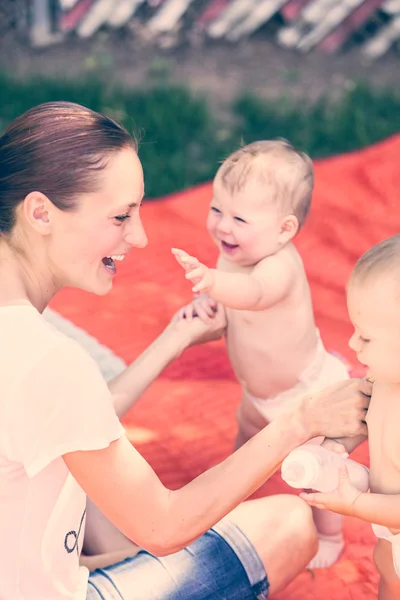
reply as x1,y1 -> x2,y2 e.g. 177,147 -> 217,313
350,235 -> 400,288
216,139 -> 314,229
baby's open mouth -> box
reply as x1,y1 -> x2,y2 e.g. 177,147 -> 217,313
221,241 -> 239,251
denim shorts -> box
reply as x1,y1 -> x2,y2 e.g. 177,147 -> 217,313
86,519 -> 269,600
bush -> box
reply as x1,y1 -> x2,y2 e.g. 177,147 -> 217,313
0,71 -> 231,197
233,83 -> 400,157
1,70 -> 399,198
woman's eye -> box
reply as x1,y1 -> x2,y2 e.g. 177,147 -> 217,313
211,207 -> 221,214
114,214 -> 130,223
234,216 -> 246,223
359,336 -> 370,344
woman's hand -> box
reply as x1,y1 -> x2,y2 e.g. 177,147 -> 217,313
169,302 -> 227,349
108,303 -> 226,419
175,294 -> 217,324
296,378 -> 372,440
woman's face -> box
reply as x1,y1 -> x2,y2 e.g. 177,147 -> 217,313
48,146 -> 147,295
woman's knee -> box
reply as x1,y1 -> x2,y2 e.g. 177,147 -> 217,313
283,495 -> 318,545
229,494 -> 317,556
239,495 -> 317,596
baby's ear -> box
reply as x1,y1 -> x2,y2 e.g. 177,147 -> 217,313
280,214 -> 299,241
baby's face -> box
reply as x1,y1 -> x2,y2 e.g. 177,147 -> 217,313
347,278 -> 400,383
206,177 -> 292,266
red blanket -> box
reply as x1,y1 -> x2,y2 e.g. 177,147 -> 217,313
51,134 -> 400,598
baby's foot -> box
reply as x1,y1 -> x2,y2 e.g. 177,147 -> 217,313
307,532 -> 344,569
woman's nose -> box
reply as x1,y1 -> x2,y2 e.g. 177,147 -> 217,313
124,216 -> 148,248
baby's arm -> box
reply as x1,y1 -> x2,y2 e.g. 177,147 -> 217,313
352,493 -> 400,530
171,248 -> 293,310
303,483 -> 400,530
301,448 -> 400,530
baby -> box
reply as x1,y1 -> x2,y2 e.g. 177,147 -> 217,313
302,234 -> 400,598
172,139 -> 350,569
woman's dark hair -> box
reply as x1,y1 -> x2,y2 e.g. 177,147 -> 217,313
0,101 -> 136,234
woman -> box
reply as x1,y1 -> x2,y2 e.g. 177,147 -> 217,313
0,101 -> 370,600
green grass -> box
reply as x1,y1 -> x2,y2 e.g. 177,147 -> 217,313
233,84 -> 400,157
1,70 -> 399,198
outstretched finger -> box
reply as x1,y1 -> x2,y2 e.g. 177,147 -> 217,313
171,247 -> 187,258
172,254 -> 186,270
171,248 -> 198,264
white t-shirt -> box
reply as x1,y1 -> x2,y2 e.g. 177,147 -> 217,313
0,304 -> 125,600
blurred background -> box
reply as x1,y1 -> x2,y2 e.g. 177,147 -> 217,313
0,0 -> 399,199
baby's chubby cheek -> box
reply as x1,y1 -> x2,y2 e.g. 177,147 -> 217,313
207,224 -> 218,242
206,216 -> 215,233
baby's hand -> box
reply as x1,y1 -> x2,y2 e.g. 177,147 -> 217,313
171,248 -> 216,293
321,439 -> 349,459
300,467 -> 363,516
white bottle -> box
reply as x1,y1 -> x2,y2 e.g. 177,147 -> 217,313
281,444 -> 370,493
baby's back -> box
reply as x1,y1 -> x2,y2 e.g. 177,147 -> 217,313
221,244 -> 319,399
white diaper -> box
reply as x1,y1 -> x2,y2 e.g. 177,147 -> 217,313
240,333 -> 349,426
372,523 -> 400,578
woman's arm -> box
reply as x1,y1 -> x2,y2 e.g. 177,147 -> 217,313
109,305 -> 227,418
64,378 -> 370,557
323,434 -> 368,455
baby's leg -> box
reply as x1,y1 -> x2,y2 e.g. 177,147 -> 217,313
307,508 -> 344,569
234,388 -> 269,450
305,351 -> 350,568
235,373 -> 345,568
305,437 -> 344,568
235,393 -> 344,568
374,539 -> 400,599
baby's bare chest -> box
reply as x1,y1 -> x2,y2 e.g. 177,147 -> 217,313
225,304 -> 298,357
367,392 -> 400,493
